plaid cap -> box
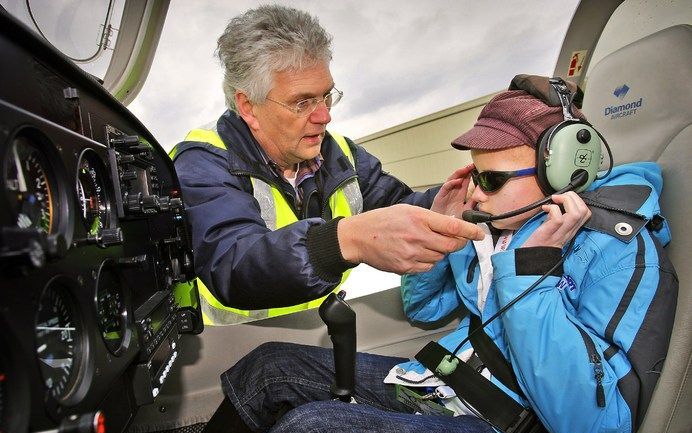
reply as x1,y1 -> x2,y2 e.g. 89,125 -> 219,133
451,90 -> 585,150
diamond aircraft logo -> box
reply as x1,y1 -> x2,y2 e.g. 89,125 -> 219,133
604,84 -> 642,119
613,84 -> 630,100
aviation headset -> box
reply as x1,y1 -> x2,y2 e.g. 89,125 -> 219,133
462,77 -> 613,224
532,77 -> 604,194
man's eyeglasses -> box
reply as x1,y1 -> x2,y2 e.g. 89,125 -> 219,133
265,88 -> 343,117
471,167 -> 537,193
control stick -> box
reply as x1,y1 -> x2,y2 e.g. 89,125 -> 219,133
318,290 -> 356,402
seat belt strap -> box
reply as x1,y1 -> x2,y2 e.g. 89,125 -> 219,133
469,314 -> 523,395
416,341 -> 548,433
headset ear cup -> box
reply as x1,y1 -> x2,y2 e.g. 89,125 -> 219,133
539,121 -> 602,193
535,126 -> 557,194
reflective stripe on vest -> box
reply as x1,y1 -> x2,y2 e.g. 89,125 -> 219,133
171,128 -> 361,325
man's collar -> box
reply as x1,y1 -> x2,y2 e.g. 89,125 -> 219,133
265,154 -> 323,183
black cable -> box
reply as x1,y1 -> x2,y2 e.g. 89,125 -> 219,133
594,128 -> 614,181
443,239 -> 574,432
24,0 -> 48,40
462,171 -> 588,224
451,239 -> 575,356
25,0 -> 115,63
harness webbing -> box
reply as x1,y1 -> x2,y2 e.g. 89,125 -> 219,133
416,341 -> 547,433
468,314 -> 522,395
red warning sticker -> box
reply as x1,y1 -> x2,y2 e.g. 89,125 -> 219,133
567,50 -> 588,77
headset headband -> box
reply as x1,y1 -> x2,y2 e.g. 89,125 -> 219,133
548,77 -> 577,121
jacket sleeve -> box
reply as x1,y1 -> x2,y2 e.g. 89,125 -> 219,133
491,232 -> 675,433
174,147 -> 344,309
400,253 -> 463,323
351,139 -> 440,210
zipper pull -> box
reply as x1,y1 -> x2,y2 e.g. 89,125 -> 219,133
591,353 -> 606,407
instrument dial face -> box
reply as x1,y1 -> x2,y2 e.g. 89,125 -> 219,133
4,136 -> 57,233
35,282 -> 83,400
76,151 -> 110,235
96,265 -> 129,355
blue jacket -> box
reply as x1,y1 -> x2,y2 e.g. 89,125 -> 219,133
173,110 -> 438,309
398,162 -> 677,433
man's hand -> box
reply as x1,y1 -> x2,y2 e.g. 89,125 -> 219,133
337,204 -> 485,274
523,192 -> 591,248
431,164 -> 477,217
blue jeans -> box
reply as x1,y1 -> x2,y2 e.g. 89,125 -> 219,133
221,342 -> 494,433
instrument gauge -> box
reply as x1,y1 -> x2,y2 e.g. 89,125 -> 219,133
95,261 -> 131,355
4,135 -> 59,233
35,280 -> 84,400
76,150 -> 111,235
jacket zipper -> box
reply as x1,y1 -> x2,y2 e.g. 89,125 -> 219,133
302,187 -> 317,219
581,198 -> 647,221
569,318 -> 606,408
466,255 -> 479,284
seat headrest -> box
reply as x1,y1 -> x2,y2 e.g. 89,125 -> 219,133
581,25 -> 692,164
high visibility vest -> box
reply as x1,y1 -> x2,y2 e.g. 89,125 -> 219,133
170,126 -> 362,325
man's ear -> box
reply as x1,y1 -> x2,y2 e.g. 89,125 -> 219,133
235,91 -> 260,130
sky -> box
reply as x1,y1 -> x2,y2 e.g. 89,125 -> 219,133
126,0 -> 581,151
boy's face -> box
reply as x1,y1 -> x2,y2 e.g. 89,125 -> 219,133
469,146 -> 545,230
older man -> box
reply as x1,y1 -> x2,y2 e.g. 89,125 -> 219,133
171,5 -> 482,325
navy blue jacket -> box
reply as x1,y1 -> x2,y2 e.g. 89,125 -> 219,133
173,111 -> 438,309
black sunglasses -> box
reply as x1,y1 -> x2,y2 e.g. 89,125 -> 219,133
471,167 -> 537,193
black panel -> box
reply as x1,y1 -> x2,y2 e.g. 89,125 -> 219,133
0,8 -> 199,432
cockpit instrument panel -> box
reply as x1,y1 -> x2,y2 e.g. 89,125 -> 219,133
0,8 -> 199,433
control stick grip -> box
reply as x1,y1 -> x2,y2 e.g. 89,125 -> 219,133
318,290 -> 356,402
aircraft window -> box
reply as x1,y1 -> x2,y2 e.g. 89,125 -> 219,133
0,0 -> 125,79
340,264 -> 401,300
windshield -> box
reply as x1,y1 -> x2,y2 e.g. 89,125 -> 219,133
0,0 -> 125,79
129,0 -> 580,150
1,0 -> 581,148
